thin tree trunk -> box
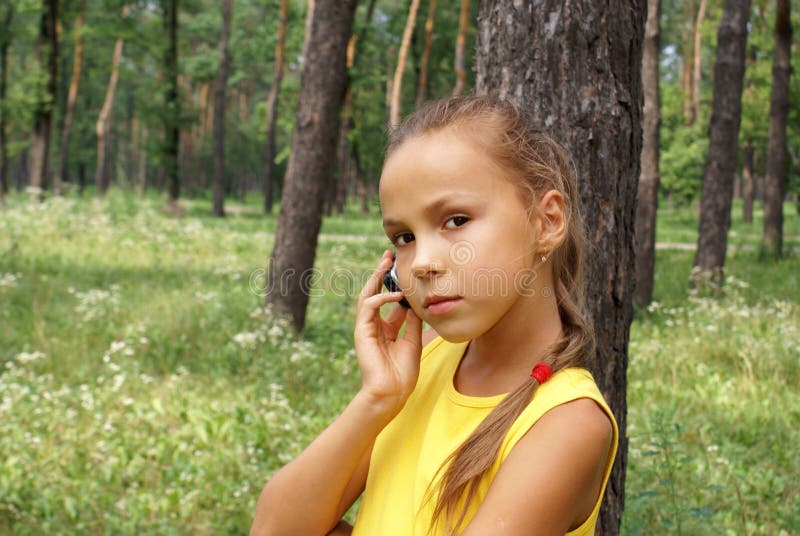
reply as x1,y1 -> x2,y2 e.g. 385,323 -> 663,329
213,0 -> 233,217
28,0 -> 59,200
476,1 -> 645,532
0,5 -> 13,205
389,0 -> 421,128
416,0 -> 437,108
742,140 -> 755,223
334,33 -> 358,216
266,0 -> 358,330
138,125 -> 148,195
453,0 -> 470,96
95,36 -> 124,195
762,0 -> 791,258
681,1 -> 696,125
264,0 -> 288,214
691,0 -> 707,123
164,0 -> 180,207
198,81 -> 210,191
635,0 -> 661,309
56,0 -> 84,194
692,0 -> 751,289
346,0 -> 378,215
302,0 -> 315,58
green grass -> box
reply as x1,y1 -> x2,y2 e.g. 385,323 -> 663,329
656,197 -> 800,251
1,189 -> 798,534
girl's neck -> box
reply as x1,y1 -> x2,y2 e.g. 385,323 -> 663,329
455,286 -> 564,397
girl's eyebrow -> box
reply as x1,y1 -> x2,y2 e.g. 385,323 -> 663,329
382,194 -> 479,229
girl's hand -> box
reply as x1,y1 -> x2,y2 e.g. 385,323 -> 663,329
353,250 -> 423,415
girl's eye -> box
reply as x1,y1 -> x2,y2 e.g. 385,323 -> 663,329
445,215 -> 470,229
393,232 -> 415,247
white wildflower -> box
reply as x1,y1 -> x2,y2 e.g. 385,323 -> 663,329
0,272 -> 22,288
233,331 -> 264,350
16,351 -> 46,363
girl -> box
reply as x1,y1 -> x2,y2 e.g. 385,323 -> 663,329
250,95 -> 618,536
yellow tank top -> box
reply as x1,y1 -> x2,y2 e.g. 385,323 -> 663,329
352,336 -> 618,536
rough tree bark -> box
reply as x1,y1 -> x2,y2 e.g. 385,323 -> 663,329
0,4 -> 13,204
28,0 -> 59,199
476,1 -> 645,533
416,0 -> 437,108
266,0 -> 358,330
263,0 -> 288,214
56,0 -> 84,194
635,0 -> 661,309
164,0 -> 180,207
762,0 -> 791,258
95,33 -> 124,195
212,0 -> 233,217
692,0 -> 751,288
389,0 -> 421,128
453,0 -> 470,96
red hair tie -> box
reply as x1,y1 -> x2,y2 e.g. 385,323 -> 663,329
530,363 -> 552,383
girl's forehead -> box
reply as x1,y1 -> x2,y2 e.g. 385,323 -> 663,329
379,131 -> 510,195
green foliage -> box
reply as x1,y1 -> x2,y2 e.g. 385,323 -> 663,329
658,0 -> 800,206
659,83 -> 707,205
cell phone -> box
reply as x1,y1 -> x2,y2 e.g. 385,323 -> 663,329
383,252 -> 411,309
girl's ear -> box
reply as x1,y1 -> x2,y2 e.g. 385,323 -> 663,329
534,189 -> 567,252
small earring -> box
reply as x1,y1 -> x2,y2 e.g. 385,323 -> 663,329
540,250 -> 548,263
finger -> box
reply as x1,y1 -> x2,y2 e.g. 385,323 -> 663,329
356,291 -> 404,326
382,302 -> 408,340
359,250 -> 394,302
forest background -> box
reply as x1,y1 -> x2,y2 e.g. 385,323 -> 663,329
1,0 -> 798,534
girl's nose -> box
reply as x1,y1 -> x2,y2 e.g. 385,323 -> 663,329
410,243 -> 446,279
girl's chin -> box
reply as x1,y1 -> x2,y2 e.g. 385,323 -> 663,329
423,321 -> 478,344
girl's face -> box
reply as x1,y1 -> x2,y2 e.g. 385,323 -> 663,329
379,130 -> 549,342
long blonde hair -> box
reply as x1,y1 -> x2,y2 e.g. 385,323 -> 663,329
386,94 -> 598,535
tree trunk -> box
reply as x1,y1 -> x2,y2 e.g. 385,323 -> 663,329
264,0 -> 288,214
389,0 -> 421,128
95,36 -> 124,195
56,0 -> 84,194
266,0 -> 358,330
138,125 -> 148,195
681,1 -> 696,125
416,0 -> 437,108
302,0 -> 315,58
691,0 -> 707,123
28,0 -> 59,200
762,0 -> 790,258
335,33 -> 358,216
164,0 -> 180,207
453,0 -> 470,96
692,0 -> 751,289
742,139 -> 754,222
476,2 -> 645,533
635,0 -> 661,309
212,0 -> 233,217
0,5 -> 13,205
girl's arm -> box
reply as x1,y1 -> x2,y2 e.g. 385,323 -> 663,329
249,251 -> 423,536
461,398 -> 614,536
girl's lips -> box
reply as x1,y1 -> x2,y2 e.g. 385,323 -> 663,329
425,297 -> 462,316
